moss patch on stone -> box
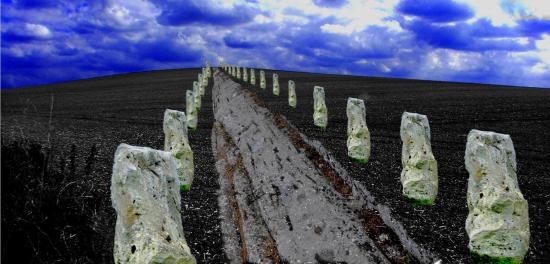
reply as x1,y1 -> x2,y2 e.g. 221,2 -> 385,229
470,250 -> 525,264
404,196 -> 434,206
180,184 -> 191,192
351,157 -> 369,165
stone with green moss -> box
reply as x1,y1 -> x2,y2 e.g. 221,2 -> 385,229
288,80 -> 297,108
164,109 -> 194,193
400,112 -> 438,206
273,73 -> 280,95
260,70 -> 266,89
465,130 -> 530,264
186,90 -> 197,130
347,98 -> 370,164
111,144 -> 196,264
313,86 -> 328,128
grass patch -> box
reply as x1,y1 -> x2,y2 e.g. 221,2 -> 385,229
1,140 -> 110,263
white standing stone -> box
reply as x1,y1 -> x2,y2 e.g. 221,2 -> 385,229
236,67 -> 241,79
193,81 -> 202,98
250,68 -> 256,85
186,90 -> 198,130
272,73 -> 280,96
313,86 -> 327,128
202,74 -> 208,91
193,82 -> 201,109
111,144 -> 196,264
163,109 -> 194,191
197,74 -> 204,96
243,67 -> 248,82
346,98 -> 370,164
400,112 -> 437,205
465,129 -> 530,263
206,64 -> 211,77
260,70 -> 266,89
288,80 -> 297,108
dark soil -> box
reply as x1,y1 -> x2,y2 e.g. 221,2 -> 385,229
232,69 -> 550,263
3,68 -> 549,263
1,69 -> 227,263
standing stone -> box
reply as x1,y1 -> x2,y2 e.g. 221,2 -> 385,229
250,68 -> 256,85
206,64 -> 211,77
186,90 -> 198,130
346,98 -> 370,164
202,74 -> 208,91
111,144 -> 196,264
400,112 -> 437,205
236,67 -> 241,80
288,80 -> 297,108
272,73 -> 280,96
313,86 -> 327,128
193,81 -> 202,98
243,67 -> 248,82
465,129 -> 530,263
197,74 -> 204,97
163,109 -> 194,191
193,83 -> 201,109
260,70 -> 266,89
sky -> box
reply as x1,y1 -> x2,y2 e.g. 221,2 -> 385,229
1,0 -> 550,88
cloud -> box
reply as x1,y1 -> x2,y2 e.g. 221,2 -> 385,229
312,0 -> 348,8
518,18 -> 550,37
137,38 -> 203,63
223,35 -> 263,49
396,0 -> 474,22
3,0 -> 59,9
153,0 -> 257,26
2,23 -> 52,42
401,18 -> 535,51
1,0 -> 549,88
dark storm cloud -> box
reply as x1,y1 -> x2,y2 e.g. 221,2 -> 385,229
137,38 -> 203,63
312,0 -> 348,8
401,18 -> 535,51
2,31 -> 44,43
285,25 -> 396,64
152,0 -> 257,26
518,18 -> 550,37
396,0 -> 474,22
2,0 -> 58,8
223,35 -> 263,49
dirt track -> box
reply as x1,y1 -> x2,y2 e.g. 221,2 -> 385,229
232,69 -> 550,263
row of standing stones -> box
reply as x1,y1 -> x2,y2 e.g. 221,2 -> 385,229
111,66 -> 214,263
221,64 -> 530,264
